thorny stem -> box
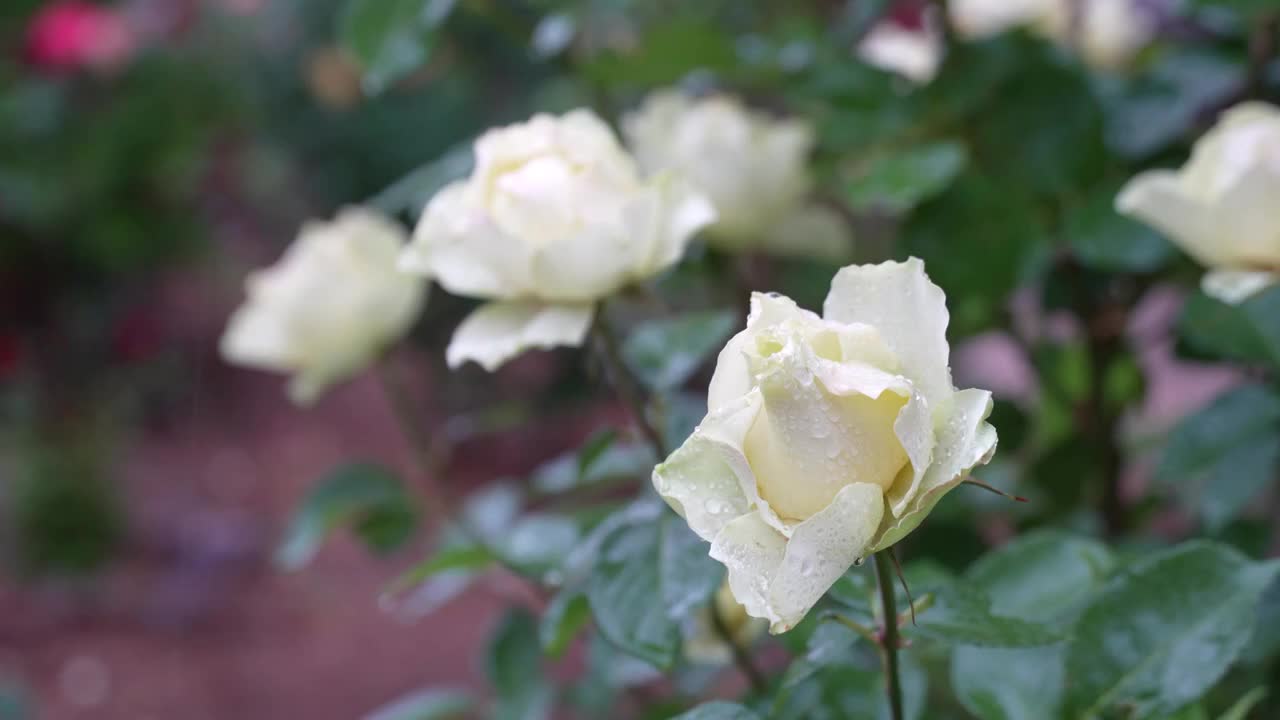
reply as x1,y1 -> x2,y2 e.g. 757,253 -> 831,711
590,302 -> 768,693
874,552 -> 906,720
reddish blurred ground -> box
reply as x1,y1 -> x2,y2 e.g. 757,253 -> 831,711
0,266 -> 609,719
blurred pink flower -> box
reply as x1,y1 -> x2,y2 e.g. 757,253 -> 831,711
24,1 -> 136,73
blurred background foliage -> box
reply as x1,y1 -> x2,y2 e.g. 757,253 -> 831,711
2,0 -> 1280,718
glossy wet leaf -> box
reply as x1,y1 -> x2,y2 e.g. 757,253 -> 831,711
623,310 -> 738,391
539,589 -> 590,659
842,141 -> 967,213
486,609 -> 553,720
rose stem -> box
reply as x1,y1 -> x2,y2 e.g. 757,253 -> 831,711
590,302 -> 768,694
874,552 -> 906,720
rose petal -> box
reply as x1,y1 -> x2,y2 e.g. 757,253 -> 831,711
824,257 -> 955,407
402,182 -> 534,299
652,390 -> 762,543
872,388 -> 997,551
1115,170 -> 1226,269
710,482 -> 885,632
445,300 -> 594,371
1201,269 -> 1278,305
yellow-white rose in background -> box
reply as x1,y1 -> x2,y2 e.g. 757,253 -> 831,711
220,207 -> 426,405
1117,102 -> 1280,304
684,579 -> 768,665
950,0 -> 1154,69
400,109 -> 715,372
653,259 -> 997,632
623,91 -> 851,260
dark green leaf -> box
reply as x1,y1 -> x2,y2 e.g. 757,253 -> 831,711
340,0 -> 455,94
586,511 -> 682,668
842,142 -> 967,213
901,171 -> 1045,323
952,532 -> 1115,720
1098,50 -> 1241,159
670,702 -> 762,720
623,310 -> 738,391
387,544 -> 494,596
1157,385 -> 1280,530
582,22 -> 737,88
1178,286 -> 1280,370
659,513 -> 724,619
276,463 -> 417,571
1065,541 -> 1280,717
775,648 -> 927,720
911,581 -> 1064,648
486,609 -> 553,720
577,429 -> 619,479
1066,183 -> 1173,272
539,589 -> 591,659
365,688 -> 472,720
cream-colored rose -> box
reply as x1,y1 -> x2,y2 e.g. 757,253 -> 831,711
652,258 -> 997,632
684,580 -> 768,665
623,91 -> 851,259
400,109 -> 715,371
220,207 -> 426,405
858,14 -> 944,85
950,0 -> 1153,69
1117,102 -> 1280,304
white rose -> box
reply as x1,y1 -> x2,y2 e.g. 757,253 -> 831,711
858,13 -> 944,85
684,579 -> 768,665
951,0 -> 1153,69
623,91 -> 851,260
400,109 -> 715,371
652,258 -> 997,632
220,207 -> 426,405
1117,102 -> 1280,304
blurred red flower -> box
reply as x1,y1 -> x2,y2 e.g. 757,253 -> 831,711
24,1 -> 135,73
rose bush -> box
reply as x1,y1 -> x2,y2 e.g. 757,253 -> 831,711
652,258 -> 997,631
220,207 -> 426,404
1118,102 -> 1280,304
400,109 -> 715,371
950,0 -> 1153,68
623,91 -> 850,259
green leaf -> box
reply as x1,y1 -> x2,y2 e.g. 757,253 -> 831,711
901,171 -> 1045,326
670,702 -> 762,720
368,142 -> 473,217
952,532 -> 1116,720
501,513 -> 581,574
1098,50 -> 1241,159
775,647 -> 928,720
1178,286 -> 1280,370
1157,385 -> 1280,530
1065,541 -> 1280,717
623,310 -> 738,391
340,0 -> 456,95
972,50 -> 1105,195
387,544 -> 494,596
1218,687 -> 1268,720
486,609 -> 553,720
582,22 -> 738,89
276,463 -> 417,571
911,581 -> 1064,648
531,441 -> 655,495
1065,183 -> 1173,273
659,513 -> 724,619
539,588 -> 590,659
586,508 -> 682,668
577,429 -> 619,478
364,688 -> 472,720
842,142 -> 967,213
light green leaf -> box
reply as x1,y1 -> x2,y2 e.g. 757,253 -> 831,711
531,441 -> 655,495
1065,542 -> 1280,718
1157,385 -> 1280,530
276,463 -> 417,571
363,688 -> 472,720
623,310 -> 738,391
911,581 -> 1064,648
842,142 -> 967,213
670,702 -> 762,720
486,609 -> 553,720
341,0 -> 456,94
539,589 -> 590,659
387,544 -> 494,596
